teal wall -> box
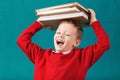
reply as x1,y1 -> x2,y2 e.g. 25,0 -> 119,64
0,0 -> 120,80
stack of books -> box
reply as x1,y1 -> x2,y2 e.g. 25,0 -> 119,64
36,2 -> 90,30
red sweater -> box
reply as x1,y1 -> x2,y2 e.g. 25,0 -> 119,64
17,21 -> 110,80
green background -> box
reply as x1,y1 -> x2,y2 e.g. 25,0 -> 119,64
0,0 -> 120,80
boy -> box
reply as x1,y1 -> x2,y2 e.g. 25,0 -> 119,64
17,9 -> 110,80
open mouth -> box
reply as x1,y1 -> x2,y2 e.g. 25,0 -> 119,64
56,40 -> 64,45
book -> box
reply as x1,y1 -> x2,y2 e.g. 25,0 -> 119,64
36,2 -> 90,30
36,7 -> 80,16
36,2 -> 88,13
37,11 -> 88,30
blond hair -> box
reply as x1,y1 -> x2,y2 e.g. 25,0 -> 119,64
59,19 -> 83,40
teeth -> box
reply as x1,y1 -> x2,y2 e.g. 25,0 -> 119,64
56,40 -> 64,45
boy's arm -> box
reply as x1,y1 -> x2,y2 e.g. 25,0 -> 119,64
17,21 -> 43,64
82,9 -> 110,67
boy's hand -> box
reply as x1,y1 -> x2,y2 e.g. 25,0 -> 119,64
88,9 -> 98,25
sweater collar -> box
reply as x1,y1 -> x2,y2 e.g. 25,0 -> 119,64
52,50 -> 72,55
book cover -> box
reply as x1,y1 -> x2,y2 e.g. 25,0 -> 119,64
36,7 -> 80,16
36,2 -> 88,14
37,12 -> 89,30
36,2 -> 90,30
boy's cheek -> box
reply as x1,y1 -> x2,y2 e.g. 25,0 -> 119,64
54,36 -> 56,42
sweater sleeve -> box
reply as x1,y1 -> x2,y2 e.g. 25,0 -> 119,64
17,21 -> 43,64
82,21 -> 110,68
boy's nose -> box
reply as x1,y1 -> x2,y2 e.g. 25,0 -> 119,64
59,33 -> 65,38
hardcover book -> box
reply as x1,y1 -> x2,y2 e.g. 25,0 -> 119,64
36,2 -> 90,30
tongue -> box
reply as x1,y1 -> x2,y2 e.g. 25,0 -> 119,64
58,42 -> 64,45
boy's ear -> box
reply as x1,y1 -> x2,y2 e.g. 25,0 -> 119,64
74,39 -> 81,47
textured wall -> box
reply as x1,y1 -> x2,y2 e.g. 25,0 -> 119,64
0,0 -> 119,80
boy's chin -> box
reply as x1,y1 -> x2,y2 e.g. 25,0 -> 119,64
55,49 -> 63,53
55,48 -> 65,53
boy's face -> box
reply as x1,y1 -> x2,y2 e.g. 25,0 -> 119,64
54,22 -> 80,53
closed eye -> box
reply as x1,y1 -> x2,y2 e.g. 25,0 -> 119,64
66,34 -> 71,36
